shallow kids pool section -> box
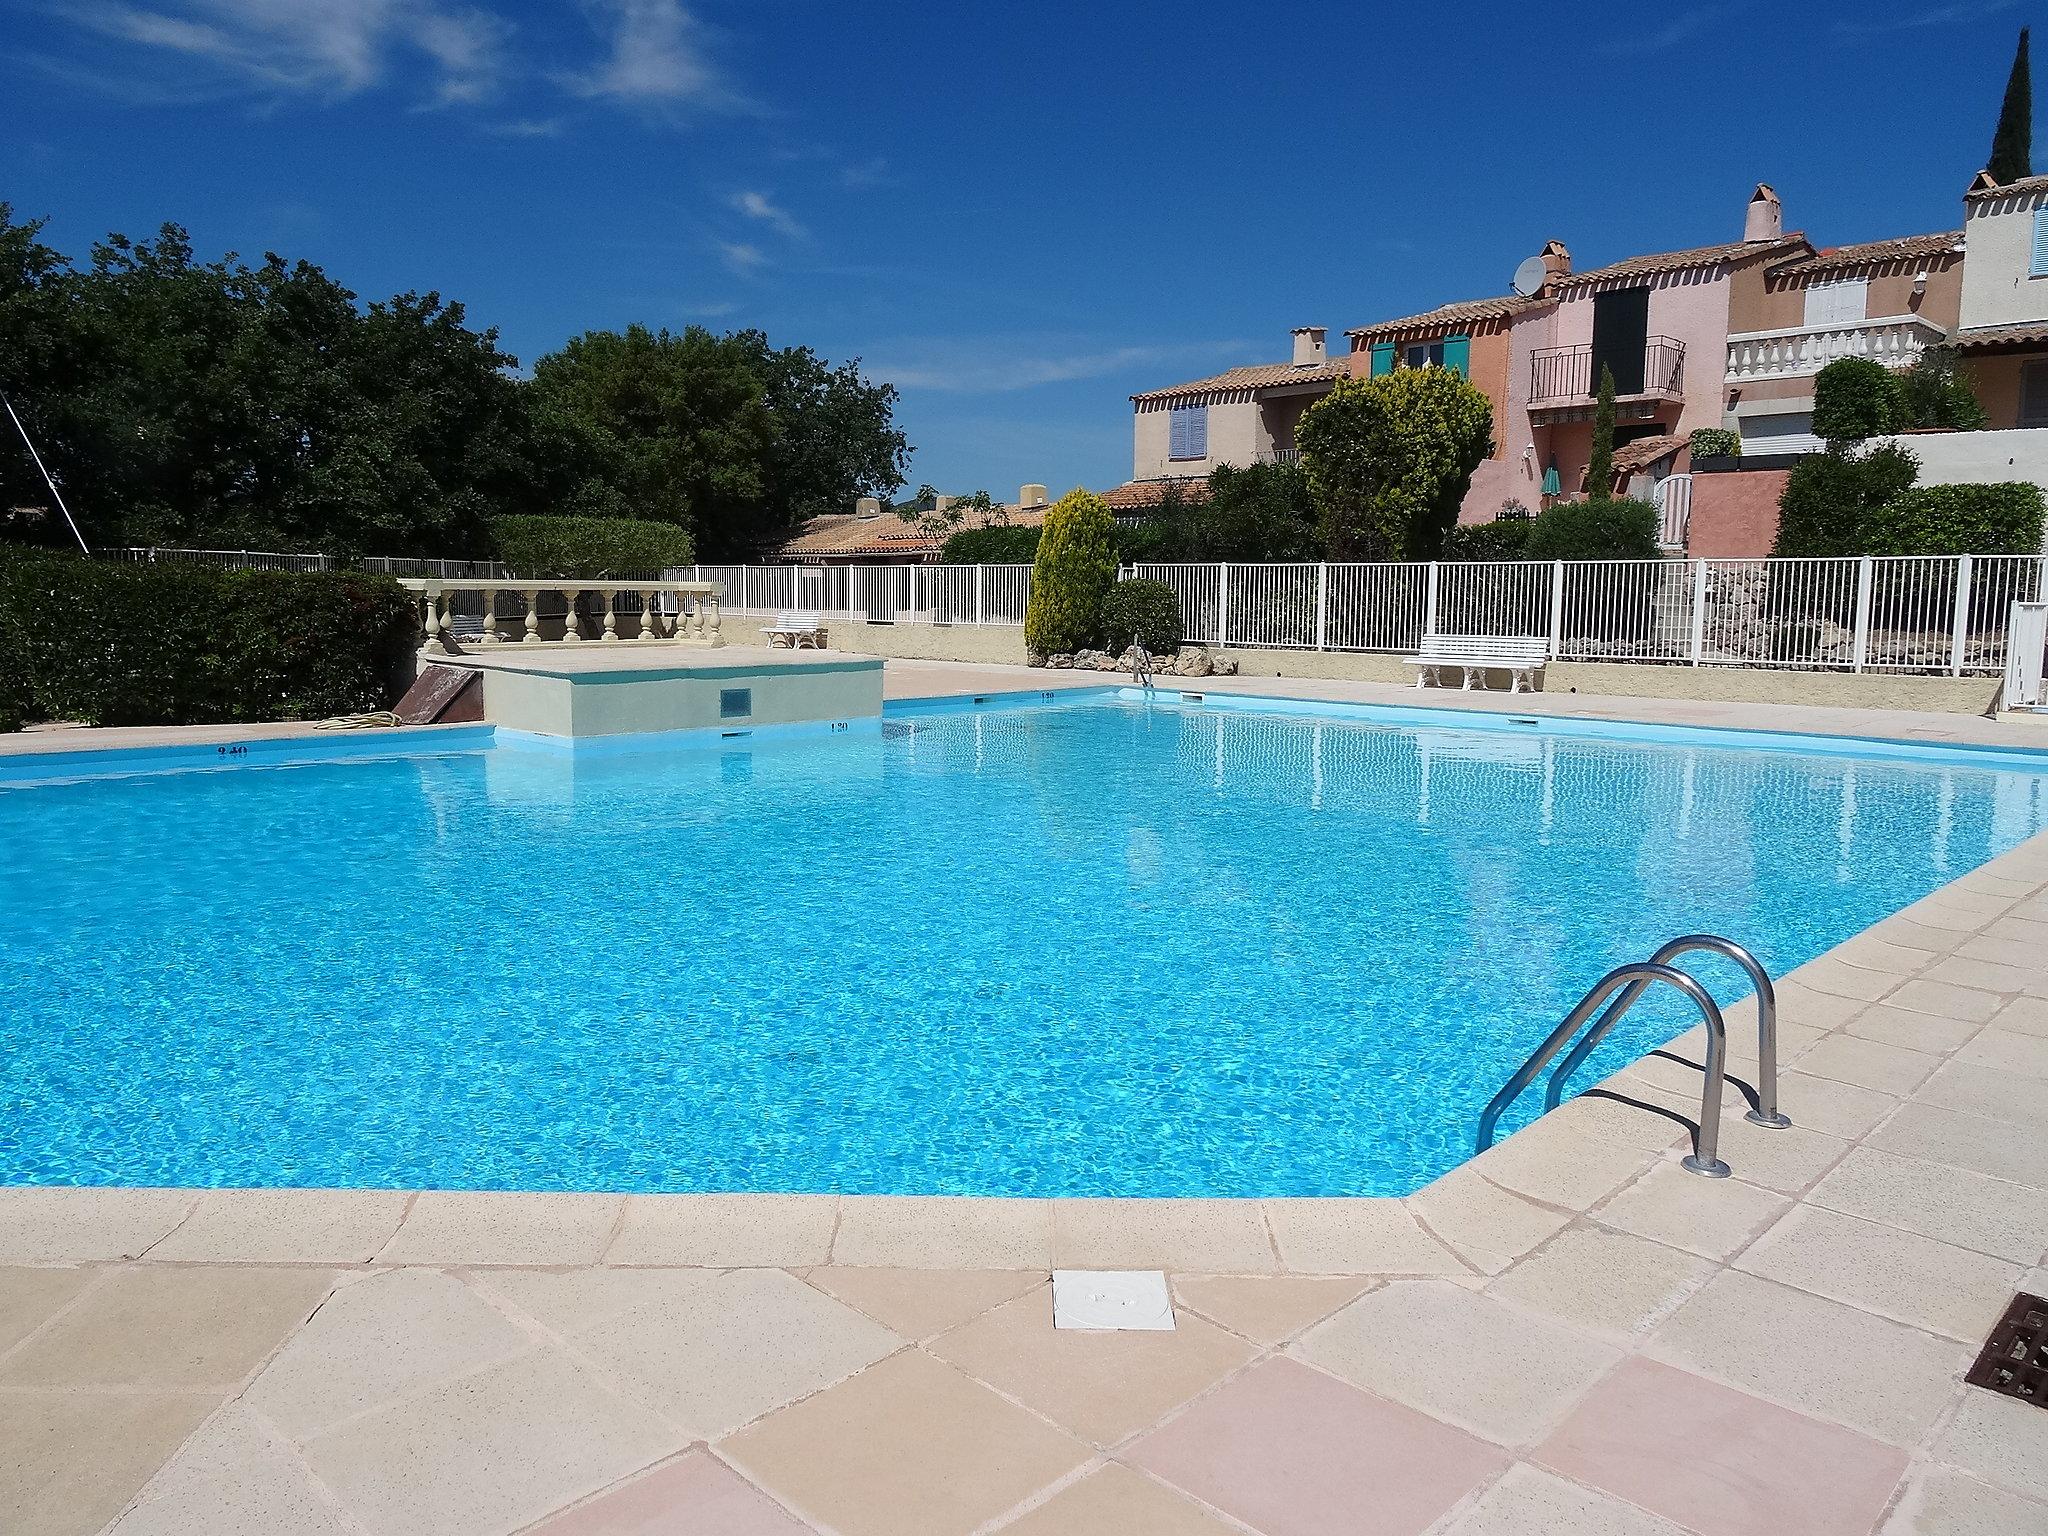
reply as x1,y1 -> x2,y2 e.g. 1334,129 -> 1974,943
3,693 -> 2045,1197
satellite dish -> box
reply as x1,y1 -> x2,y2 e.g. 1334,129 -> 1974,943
1511,254 -> 1549,297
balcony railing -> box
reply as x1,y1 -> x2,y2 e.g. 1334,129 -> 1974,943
1725,315 -> 1948,385
1529,338 -> 1687,406
1256,448 -> 1301,466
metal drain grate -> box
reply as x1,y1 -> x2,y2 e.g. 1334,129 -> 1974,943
1966,1292 -> 2048,1408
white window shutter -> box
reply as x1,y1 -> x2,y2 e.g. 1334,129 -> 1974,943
2032,209 -> 2048,277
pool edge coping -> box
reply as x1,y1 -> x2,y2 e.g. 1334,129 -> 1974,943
7,826 -> 2044,1274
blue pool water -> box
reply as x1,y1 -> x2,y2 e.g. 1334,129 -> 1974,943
4,692 -> 2046,1198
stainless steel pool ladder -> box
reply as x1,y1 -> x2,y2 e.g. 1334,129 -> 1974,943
1474,935 -> 1792,1178
1129,637 -> 1155,688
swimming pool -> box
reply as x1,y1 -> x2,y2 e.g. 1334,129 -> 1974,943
3,690 -> 2045,1197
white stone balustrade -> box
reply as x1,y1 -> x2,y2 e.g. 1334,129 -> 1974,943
1724,315 -> 1948,385
399,577 -> 723,656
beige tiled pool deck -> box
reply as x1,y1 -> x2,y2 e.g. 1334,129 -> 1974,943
5,664 -> 2048,1535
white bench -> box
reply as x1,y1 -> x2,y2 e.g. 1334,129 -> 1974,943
763,611 -> 827,649
1403,634 -> 1548,693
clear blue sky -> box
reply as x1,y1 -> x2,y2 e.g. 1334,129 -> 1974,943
2,2 -> 2036,500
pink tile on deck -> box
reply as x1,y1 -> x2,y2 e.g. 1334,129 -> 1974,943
529,1451 -> 809,1535
1535,1357 -> 1906,1536
1127,1357 -> 1505,1536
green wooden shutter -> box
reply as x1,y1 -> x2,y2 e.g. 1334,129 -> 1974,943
1369,342 -> 1395,376
1441,335 -> 1471,377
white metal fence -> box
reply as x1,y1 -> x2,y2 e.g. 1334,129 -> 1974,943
103,548 -> 2048,677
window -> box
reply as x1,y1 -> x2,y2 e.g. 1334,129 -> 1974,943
2032,208 -> 2048,277
2020,361 -> 2048,426
1803,279 -> 1869,327
1403,340 -> 1446,370
1167,405 -> 1207,461
1398,335 -> 1469,376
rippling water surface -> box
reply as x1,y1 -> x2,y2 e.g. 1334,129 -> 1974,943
3,695 -> 2044,1195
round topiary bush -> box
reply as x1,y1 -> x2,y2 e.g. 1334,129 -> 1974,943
1100,578 -> 1183,654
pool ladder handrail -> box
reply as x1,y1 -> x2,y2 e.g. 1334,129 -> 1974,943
1474,934 -> 1791,1179
1129,635 -> 1155,688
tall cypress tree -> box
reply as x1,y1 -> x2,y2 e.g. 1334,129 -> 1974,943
1586,364 -> 1616,502
1990,27 -> 2032,184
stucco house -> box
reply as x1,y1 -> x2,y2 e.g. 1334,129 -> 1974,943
1125,327 -> 1349,495
1951,170 -> 2048,428
1723,230 -> 1965,456
1343,251 -> 1561,525
1521,187 -> 1809,510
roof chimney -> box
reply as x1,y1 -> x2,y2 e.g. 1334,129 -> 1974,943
1745,183 -> 1782,243
1019,483 -> 1048,509
855,496 -> 881,519
1541,240 -> 1572,282
1292,326 -> 1328,366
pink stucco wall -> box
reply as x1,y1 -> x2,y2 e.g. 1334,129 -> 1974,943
1547,266 -> 1733,440
1462,304 -> 1556,521
1686,468 -> 1789,559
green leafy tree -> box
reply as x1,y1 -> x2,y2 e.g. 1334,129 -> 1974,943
1100,578 -> 1183,653
1813,357 -> 1902,443
530,325 -> 907,561
0,210 -> 545,556
1891,347 -> 1989,431
1295,368 -> 1493,560
1773,443 -> 1920,556
1990,27 -> 2033,184
1586,364 -> 1617,500
1523,497 -> 1660,560
1024,488 -> 1117,656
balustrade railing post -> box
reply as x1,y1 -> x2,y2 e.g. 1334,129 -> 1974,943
1948,553 -> 1974,677
1852,556 -> 1875,673
1314,562 -> 1329,651
1689,560 -> 1709,665
522,588 -> 540,643
561,587 -> 581,643
1216,562 -> 1231,646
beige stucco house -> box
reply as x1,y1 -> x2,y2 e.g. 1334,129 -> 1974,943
1127,328 -> 1348,489
1952,171 -> 2048,428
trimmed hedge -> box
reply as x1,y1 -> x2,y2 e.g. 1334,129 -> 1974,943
1864,482 -> 2046,556
940,525 -> 1040,564
1522,498 -> 1661,560
492,515 -> 694,579
1442,518 -> 1532,562
1813,357 -> 1899,442
1099,578 -> 1182,654
1773,443 -> 1921,557
0,553 -> 418,727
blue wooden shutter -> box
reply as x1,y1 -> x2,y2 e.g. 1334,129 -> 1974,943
1369,343 -> 1395,376
1441,335 -> 1471,377
2032,209 -> 2048,276
1186,405 -> 1207,459
1168,408 -> 1189,459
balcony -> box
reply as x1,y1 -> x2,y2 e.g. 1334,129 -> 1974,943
1725,315 -> 1948,385
1529,338 -> 1687,409
1256,447 -> 1301,466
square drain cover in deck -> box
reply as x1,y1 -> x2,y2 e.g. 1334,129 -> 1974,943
1052,1270 -> 1174,1331
1966,1292 -> 2048,1408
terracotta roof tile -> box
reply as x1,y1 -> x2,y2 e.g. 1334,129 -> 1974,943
1610,433 -> 1689,477
1965,172 -> 2048,200
1951,319 -> 2048,351
780,502 -> 1048,559
1554,236 -> 1808,290
1771,231 -> 1961,281
1131,360 -> 1350,404
1346,294 -> 1549,342
1098,478 -> 1213,511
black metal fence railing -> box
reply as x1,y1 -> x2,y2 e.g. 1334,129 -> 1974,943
1528,338 -> 1687,405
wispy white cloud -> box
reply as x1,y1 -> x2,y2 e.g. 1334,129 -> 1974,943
57,0 -> 512,105
839,156 -> 892,189
681,299 -> 739,318
1834,0 -> 2014,34
567,0 -> 739,110
730,190 -> 805,239
1598,9 -> 1725,56
484,115 -> 565,138
870,341 -> 1253,394
716,240 -> 767,276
